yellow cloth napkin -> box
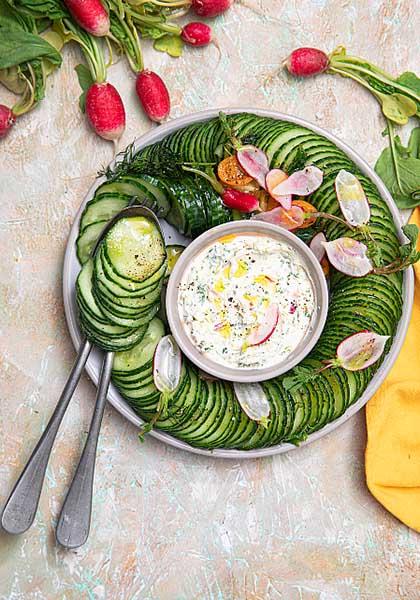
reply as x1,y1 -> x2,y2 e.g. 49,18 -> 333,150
365,209 -> 420,532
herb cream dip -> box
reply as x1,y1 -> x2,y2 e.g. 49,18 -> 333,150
178,233 -> 315,370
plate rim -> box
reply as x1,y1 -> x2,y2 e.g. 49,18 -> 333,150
62,106 -> 414,459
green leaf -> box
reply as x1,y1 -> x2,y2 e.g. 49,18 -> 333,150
75,63 -> 94,112
0,0 -> 35,31
0,28 -> 62,69
380,93 -> 417,125
396,71 -> 420,97
282,365 -> 320,393
153,34 -> 183,58
7,0 -> 67,20
375,127 -> 420,209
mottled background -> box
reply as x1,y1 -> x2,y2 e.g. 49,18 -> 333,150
1,1 -> 419,598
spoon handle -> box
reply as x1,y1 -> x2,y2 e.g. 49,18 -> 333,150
1,339 -> 93,535
56,351 -> 114,549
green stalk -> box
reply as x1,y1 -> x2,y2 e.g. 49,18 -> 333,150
330,57 -> 420,105
386,119 -> 405,195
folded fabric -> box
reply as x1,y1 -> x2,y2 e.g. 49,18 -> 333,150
365,209 -> 420,532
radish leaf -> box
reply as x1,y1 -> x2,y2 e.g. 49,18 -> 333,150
154,34 -> 184,58
75,63 -> 94,113
375,126 -> 420,209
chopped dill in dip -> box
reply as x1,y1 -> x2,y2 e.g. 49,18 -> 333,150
178,233 -> 315,369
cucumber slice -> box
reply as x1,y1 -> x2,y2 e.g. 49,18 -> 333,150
105,216 -> 166,282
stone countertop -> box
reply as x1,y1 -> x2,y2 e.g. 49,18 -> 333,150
1,1 -> 419,598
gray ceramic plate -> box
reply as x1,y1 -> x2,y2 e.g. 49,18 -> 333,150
63,107 -> 414,459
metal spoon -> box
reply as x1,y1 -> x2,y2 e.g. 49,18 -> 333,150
1,205 -> 162,548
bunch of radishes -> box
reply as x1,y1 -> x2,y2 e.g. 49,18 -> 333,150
0,0 -> 234,140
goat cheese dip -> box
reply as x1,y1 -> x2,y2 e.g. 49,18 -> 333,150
178,233 -> 315,370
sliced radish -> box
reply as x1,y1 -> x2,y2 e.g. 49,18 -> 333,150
222,188 -> 259,212
252,205 -> 305,230
271,165 -> 323,197
266,169 -> 292,209
233,382 -> 271,424
322,237 -> 372,277
153,335 -> 182,393
236,145 -> 269,189
248,304 -> 279,346
335,331 -> 390,371
309,232 -> 327,263
335,169 -> 370,227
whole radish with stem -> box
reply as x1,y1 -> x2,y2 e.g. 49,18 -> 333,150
181,22 -> 213,46
64,0 -> 110,36
0,105 -> 16,138
191,0 -> 233,17
136,70 -> 171,123
283,331 -> 390,392
284,47 -> 329,77
85,82 -> 126,142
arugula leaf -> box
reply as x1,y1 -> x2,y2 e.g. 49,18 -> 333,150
153,34 -> 183,58
400,224 -> 420,262
0,29 -> 62,69
75,63 -> 94,112
375,126 -> 420,209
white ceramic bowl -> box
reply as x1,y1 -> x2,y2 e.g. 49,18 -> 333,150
63,107 -> 414,458
166,221 -> 329,383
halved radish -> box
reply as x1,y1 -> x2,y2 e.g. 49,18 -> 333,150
233,382 -> 271,424
322,237 -> 372,277
335,331 -> 390,371
248,303 -> 279,346
222,188 -> 259,212
236,145 -> 269,189
252,205 -> 305,230
271,165 -> 323,197
153,335 -> 182,393
309,232 -> 327,263
266,169 -> 291,209
335,169 -> 370,226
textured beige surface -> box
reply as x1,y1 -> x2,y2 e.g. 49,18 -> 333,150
1,1 -> 420,598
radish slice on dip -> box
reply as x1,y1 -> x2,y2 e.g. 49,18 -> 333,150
233,382 -> 271,425
153,335 -> 182,393
334,331 -> 390,371
236,145 -> 270,189
309,232 -> 327,263
322,237 -> 372,277
266,169 -> 292,209
335,169 -> 370,226
271,165 -> 323,197
248,303 -> 279,346
252,205 -> 305,230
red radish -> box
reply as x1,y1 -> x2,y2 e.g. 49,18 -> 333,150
85,82 -> 125,141
192,0 -> 233,17
248,304 -> 279,346
64,0 -> 110,36
181,22 -> 212,46
309,232 -> 327,263
222,189 -> 259,212
136,70 -> 170,123
285,47 -> 329,77
252,205 -> 305,230
271,165 -> 323,197
236,145 -> 269,189
266,169 -> 292,209
0,105 -> 16,138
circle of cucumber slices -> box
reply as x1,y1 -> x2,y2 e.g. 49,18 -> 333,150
74,113 -> 406,451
